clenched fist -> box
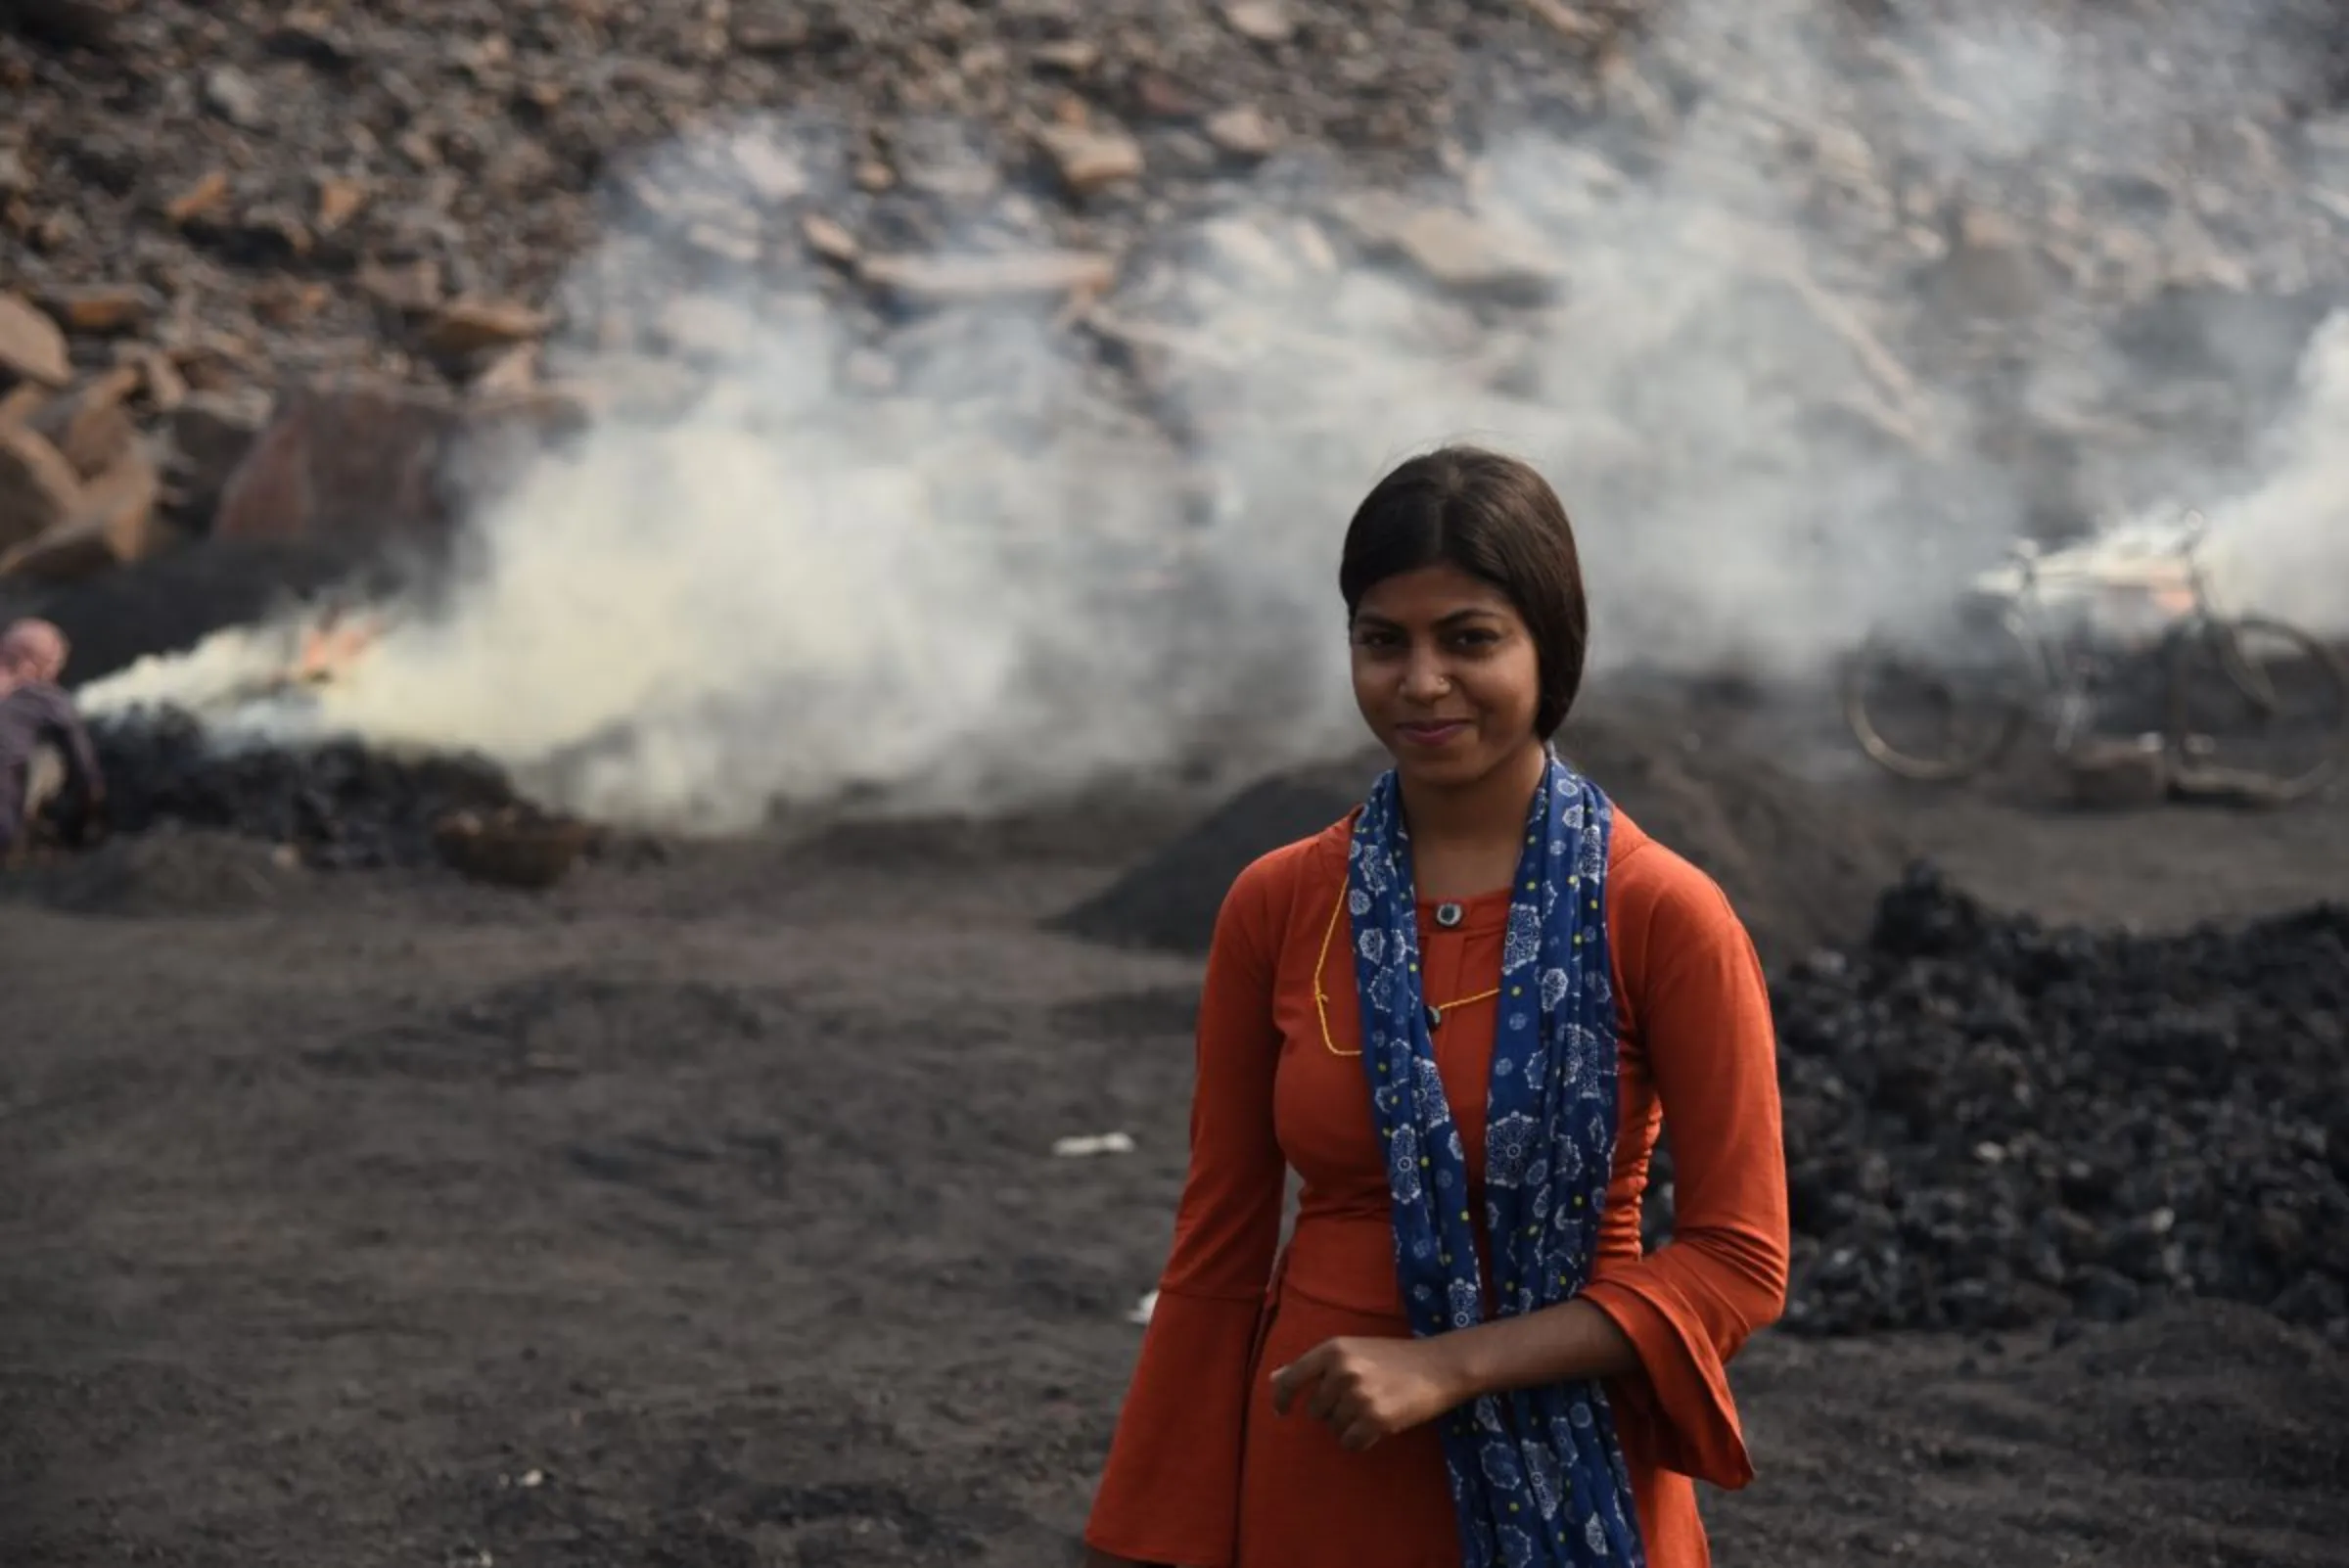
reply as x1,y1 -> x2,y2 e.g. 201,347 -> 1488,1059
1267,1334 -> 1471,1452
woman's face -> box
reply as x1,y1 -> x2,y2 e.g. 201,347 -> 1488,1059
1349,563 -> 1543,789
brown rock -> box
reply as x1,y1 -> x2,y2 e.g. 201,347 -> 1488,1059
1220,1 -> 1295,43
857,250 -> 1119,306
43,401 -> 137,481
39,283 -> 157,337
168,339 -> 260,393
212,382 -> 463,547
166,389 -> 273,520
27,366 -> 141,477
471,342 -> 539,396
802,212 -> 861,267
164,169 -> 231,226
203,66 -> 269,130
1205,105 -> 1280,161
1130,71 -> 1201,120
252,279 -> 332,326
0,441 -> 166,582
1330,195 -> 1564,306
0,290 -> 72,387
729,12 -> 810,54
0,423 -> 85,552
1523,0 -> 1603,40
0,385 -> 45,428
396,128 -> 440,169
1033,40 -> 1100,75
315,175 -> 369,232
1035,122 -> 1145,196
138,349 -> 189,412
358,258 -> 443,315
422,298 -> 552,359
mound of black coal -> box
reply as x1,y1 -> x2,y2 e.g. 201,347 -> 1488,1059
1773,862 -> 2349,1343
90,706 -> 527,870
1047,753 -> 1382,954
1052,700 -> 1909,968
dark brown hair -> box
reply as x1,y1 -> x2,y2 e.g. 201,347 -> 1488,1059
1338,444 -> 1589,738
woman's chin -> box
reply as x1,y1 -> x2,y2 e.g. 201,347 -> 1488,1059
1387,746 -> 1488,789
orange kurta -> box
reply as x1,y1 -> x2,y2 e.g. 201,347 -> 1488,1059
1085,807 -> 1789,1568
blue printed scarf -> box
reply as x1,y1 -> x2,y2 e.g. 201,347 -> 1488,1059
1346,755 -> 1646,1568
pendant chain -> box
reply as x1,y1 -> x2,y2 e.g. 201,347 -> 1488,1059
1313,886 -> 1500,1058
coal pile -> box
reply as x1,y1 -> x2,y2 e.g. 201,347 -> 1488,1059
1054,702 -> 1910,969
1048,751 -> 1381,953
90,705 -> 529,870
1773,862 -> 2349,1343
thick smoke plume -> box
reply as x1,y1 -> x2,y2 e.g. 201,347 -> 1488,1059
2195,313 -> 2349,630
82,0 -> 2349,830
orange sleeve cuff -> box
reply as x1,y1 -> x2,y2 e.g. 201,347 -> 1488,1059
1084,1288 -> 1267,1567
1582,1273 -> 1756,1490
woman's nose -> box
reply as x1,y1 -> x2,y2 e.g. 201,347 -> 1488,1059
1399,646 -> 1451,700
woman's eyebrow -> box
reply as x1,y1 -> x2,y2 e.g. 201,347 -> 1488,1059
1354,605 -> 1510,630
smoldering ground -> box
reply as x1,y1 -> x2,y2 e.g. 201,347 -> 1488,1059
78,0 -> 2349,830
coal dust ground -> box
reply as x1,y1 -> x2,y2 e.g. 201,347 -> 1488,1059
4,715 -> 2347,1567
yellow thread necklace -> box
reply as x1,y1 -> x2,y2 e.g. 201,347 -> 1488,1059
1312,885 -> 1501,1058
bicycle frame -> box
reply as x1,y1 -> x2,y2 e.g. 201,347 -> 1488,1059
1975,511 -> 2223,757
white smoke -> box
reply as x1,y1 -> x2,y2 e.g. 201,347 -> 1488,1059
79,0 -> 2349,829
2189,310 -> 2349,628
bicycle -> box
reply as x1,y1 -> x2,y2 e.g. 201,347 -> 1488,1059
1840,510 -> 2349,803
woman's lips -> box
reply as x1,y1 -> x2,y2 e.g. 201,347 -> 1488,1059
1396,720 -> 1470,746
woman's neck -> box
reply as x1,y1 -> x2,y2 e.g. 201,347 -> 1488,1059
1397,740 -> 1548,893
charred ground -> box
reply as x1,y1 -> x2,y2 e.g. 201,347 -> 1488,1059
5,695 -> 2348,1566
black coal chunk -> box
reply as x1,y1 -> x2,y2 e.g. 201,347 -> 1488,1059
1772,860 -> 2349,1342
89,706 -> 528,870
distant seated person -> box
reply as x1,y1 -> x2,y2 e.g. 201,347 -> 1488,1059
0,618 -> 107,863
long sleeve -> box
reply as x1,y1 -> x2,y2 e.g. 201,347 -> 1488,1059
10,684 -> 103,795
1085,848 -> 1294,1567
1583,867 -> 1789,1489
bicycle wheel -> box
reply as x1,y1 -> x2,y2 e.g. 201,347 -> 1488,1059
2165,614 -> 2349,803
1842,608 -> 2038,783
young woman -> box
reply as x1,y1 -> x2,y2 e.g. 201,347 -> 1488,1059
1082,447 -> 1789,1568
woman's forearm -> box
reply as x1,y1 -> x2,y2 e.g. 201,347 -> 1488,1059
1434,1298 -> 1641,1405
